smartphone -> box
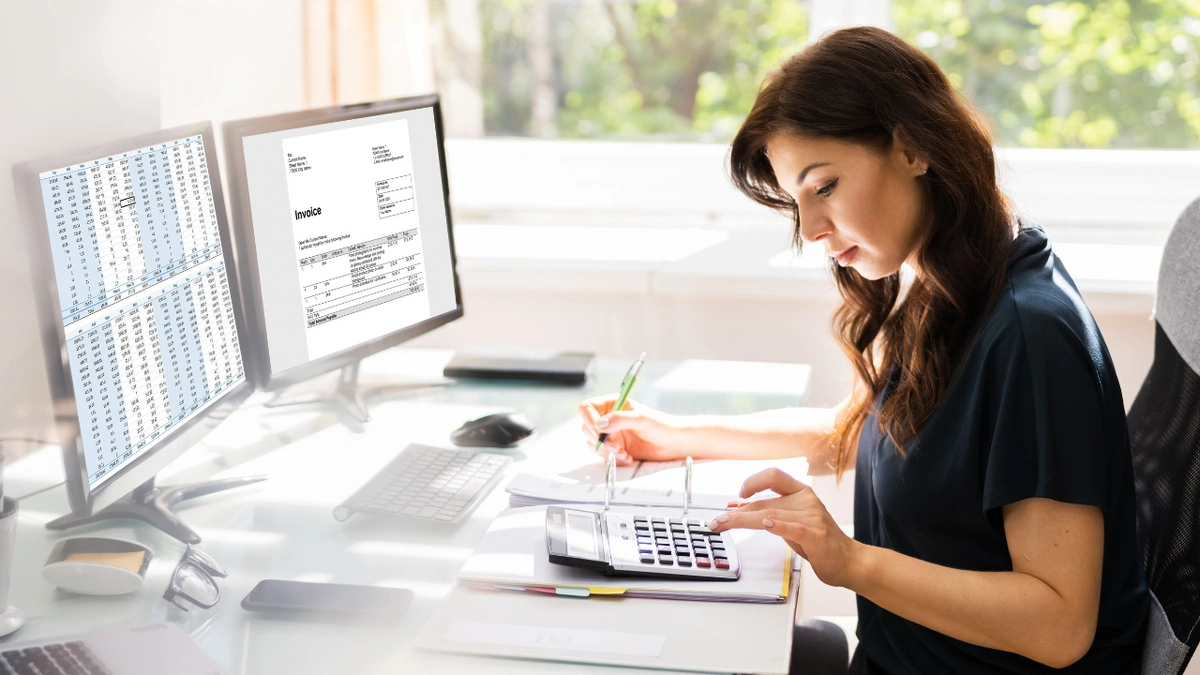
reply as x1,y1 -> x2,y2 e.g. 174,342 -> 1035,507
241,580 -> 414,616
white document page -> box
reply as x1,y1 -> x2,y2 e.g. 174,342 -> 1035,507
282,118 -> 431,360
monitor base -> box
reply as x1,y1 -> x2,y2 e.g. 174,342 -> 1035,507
264,361 -> 452,424
46,475 -> 267,545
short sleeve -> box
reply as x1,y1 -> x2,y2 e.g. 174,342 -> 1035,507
980,298 -> 1111,529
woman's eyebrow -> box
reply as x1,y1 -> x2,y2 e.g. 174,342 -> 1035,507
797,162 -> 832,185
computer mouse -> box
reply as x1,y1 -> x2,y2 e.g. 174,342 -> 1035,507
450,412 -> 536,448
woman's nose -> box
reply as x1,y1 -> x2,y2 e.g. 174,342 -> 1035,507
798,210 -> 833,244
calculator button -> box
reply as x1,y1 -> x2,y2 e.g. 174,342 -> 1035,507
634,517 -> 649,524
696,556 -> 711,568
677,557 -> 692,567
640,554 -> 655,564
714,558 -> 730,569
638,545 -> 654,554
687,520 -> 700,527
651,517 -> 666,525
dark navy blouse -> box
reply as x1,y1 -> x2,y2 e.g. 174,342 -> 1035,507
854,225 -> 1148,674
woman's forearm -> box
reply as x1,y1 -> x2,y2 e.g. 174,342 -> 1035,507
848,545 -> 1094,668
669,407 -> 840,467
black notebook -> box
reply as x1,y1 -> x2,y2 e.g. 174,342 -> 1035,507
443,351 -> 595,385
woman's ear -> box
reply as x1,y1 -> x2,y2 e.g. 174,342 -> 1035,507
891,126 -> 928,176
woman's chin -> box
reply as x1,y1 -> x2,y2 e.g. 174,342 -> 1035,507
850,261 -> 898,281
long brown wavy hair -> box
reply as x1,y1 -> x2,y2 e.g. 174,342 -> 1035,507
730,27 -> 1014,479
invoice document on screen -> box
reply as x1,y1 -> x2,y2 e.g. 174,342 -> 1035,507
281,117 -> 432,360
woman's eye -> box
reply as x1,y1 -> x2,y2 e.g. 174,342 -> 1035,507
816,178 -> 838,198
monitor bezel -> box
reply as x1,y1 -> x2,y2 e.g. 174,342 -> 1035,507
221,94 -> 464,392
12,122 -> 255,516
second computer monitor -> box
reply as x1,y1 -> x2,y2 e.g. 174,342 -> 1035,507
223,95 -> 463,408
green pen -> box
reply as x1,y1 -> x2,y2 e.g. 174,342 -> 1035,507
595,352 -> 646,452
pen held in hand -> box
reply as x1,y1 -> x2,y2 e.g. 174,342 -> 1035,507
594,352 -> 645,452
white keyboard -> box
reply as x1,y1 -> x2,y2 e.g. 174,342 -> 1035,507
334,444 -> 512,524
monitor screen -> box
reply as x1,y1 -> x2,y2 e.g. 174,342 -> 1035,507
238,105 -> 458,376
37,134 -> 245,488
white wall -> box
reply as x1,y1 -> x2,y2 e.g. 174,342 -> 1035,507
0,0 -> 162,454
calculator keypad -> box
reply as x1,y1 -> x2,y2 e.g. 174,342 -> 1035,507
611,514 -> 738,579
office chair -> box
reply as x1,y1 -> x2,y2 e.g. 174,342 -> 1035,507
1128,196 -> 1200,675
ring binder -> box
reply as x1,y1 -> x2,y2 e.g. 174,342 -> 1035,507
604,452 -> 616,511
683,456 -> 693,515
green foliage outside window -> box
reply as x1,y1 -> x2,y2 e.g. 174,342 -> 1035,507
479,0 -> 1200,148
894,0 -> 1200,148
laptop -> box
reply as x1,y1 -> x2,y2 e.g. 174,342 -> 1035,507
0,622 -> 226,675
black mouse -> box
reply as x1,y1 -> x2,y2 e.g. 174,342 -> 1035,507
450,412 -> 536,448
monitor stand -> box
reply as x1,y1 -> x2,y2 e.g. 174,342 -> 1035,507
263,361 -> 452,424
46,475 -> 267,545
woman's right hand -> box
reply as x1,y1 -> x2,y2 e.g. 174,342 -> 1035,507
577,395 -> 682,465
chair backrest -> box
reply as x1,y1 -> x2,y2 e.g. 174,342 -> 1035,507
1130,196 -> 1200,675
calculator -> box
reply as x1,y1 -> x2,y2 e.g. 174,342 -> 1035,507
545,506 -> 740,580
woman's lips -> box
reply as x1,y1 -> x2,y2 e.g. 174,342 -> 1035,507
834,246 -> 858,267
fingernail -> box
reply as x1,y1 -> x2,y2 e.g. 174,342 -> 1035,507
763,518 -> 775,527
715,514 -> 729,523
596,417 -> 609,429
707,519 -> 720,529
618,451 -> 629,460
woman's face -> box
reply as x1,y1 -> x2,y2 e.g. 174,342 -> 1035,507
765,132 -> 930,280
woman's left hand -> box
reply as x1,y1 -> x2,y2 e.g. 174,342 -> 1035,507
707,468 -> 864,590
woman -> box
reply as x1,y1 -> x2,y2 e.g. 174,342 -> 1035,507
578,27 -> 1148,674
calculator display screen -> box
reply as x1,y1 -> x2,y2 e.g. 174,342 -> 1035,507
565,511 -> 602,561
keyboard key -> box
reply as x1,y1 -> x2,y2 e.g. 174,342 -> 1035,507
640,554 -> 655,564
677,557 -> 692,567
714,558 -> 730,569
418,506 -> 440,518
696,556 -> 711,568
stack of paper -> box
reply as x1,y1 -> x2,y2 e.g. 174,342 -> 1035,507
505,455 -> 809,510
457,505 -> 793,604
505,473 -> 730,510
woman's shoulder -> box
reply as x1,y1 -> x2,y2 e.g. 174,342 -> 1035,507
975,227 -> 1108,376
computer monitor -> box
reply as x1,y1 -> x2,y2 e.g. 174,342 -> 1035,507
12,123 -> 261,544
222,94 -> 464,423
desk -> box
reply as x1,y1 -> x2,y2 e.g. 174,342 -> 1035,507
5,349 -> 810,674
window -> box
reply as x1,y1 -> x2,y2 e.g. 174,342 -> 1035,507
476,0 -> 808,141
893,0 -> 1200,148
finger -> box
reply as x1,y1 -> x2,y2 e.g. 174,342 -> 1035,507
595,409 -> 643,435
763,518 -> 812,545
590,436 -> 634,466
739,467 -> 809,499
709,507 -> 810,533
578,398 -> 611,434
733,494 -> 797,514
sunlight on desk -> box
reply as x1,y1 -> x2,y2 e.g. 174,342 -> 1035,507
347,541 -> 475,562
455,224 -> 729,262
